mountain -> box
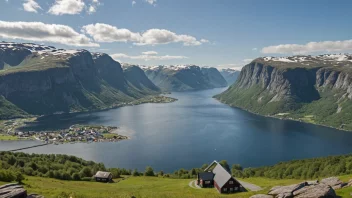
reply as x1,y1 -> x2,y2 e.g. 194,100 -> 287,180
201,67 -> 228,87
0,42 -> 161,119
220,68 -> 241,85
215,54 -> 352,130
142,65 -> 227,92
122,64 -> 160,94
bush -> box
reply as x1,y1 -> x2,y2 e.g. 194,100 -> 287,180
0,169 -> 15,182
144,166 -> 155,176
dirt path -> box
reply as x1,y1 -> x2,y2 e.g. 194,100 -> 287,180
188,179 -> 262,192
188,180 -> 201,189
238,180 -> 263,191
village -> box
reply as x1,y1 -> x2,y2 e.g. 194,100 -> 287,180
0,119 -> 129,144
32,124 -> 129,144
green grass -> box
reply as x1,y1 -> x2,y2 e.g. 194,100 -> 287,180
0,134 -> 19,141
1,175 -> 351,197
13,176 -> 258,198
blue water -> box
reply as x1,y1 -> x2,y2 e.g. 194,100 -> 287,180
1,87 -> 352,172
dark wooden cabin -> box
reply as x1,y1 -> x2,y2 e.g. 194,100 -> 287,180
94,171 -> 113,182
212,164 -> 243,193
197,172 -> 214,188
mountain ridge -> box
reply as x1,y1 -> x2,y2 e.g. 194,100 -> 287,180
0,42 -> 164,119
215,54 -> 352,131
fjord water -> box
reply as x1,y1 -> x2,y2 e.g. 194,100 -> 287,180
2,87 -> 352,172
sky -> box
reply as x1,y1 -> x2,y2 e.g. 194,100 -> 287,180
1,0 -> 352,69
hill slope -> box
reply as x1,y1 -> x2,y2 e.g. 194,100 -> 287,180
215,54 -> 352,130
0,42 -> 161,118
142,65 -> 227,92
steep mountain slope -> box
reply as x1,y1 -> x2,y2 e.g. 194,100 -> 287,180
201,67 -> 228,87
0,42 -> 160,119
142,65 -> 227,92
122,64 -> 160,95
216,54 -> 352,130
220,68 -> 241,85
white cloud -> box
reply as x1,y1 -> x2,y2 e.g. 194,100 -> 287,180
145,0 -> 156,5
82,23 -> 140,42
82,23 -> 206,46
142,51 -> 158,55
132,0 -> 136,6
262,39 -> 352,54
252,47 -> 257,51
87,0 -> 101,14
0,20 -> 99,47
243,58 -> 253,63
87,5 -> 96,14
23,0 -> 42,13
200,39 -> 209,43
111,51 -> 187,61
217,64 -> 243,70
217,59 -> 252,70
48,0 -> 85,15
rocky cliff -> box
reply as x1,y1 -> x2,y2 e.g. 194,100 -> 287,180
142,65 -> 227,92
216,54 -> 352,130
0,42 -> 161,119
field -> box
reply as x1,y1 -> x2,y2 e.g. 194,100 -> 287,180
0,176 -> 351,198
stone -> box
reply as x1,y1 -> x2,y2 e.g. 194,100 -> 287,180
347,179 -> 352,187
249,194 -> 273,198
276,192 -> 293,198
268,182 -> 306,196
293,183 -> 336,198
306,180 -> 319,185
321,177 -> 347,190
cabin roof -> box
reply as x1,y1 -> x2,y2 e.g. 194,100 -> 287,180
213,164 -> 232,188
198,172 -> 214,181
95,171 -> 112,179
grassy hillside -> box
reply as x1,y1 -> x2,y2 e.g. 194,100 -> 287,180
0,176 -> 303,198
0,175 -> 350,198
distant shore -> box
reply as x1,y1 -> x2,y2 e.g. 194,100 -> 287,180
0,95 -> 177,142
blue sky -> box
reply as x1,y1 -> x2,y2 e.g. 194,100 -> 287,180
1,0 -> 352,69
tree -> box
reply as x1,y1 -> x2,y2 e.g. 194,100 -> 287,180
132,169 -> 139,176
201,164 -> 209,170
144,166 -> 155,176
15,172 -> 24,184
219,160 -> 231,173
72,173 -> 81,180
158,170 -> 164,177
80,167 -> 92,177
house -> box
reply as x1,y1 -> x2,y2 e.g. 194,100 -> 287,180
199,161 -> 244,194
212,163 -> 243,193
197,172 -> 214,188
94,171 -> 113,182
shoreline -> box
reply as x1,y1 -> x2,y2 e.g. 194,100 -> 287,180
215,98 -> 352,132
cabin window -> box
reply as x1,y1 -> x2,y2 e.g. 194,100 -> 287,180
230,188 -> 233,191
205,181 -> 210,184
223,188 -> 227,192
235,187 -> 238,191
229,181 -> 234,184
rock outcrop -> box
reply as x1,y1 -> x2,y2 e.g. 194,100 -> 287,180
249,176 -> 352,198
0,183 -> 43,198
216,54 -> 352,130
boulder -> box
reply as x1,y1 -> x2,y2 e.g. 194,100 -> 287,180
347,179 -> 352,187
250,194 -> 273,198
306,180 -> 319,185
276,192 -> 293,198
268,182 -> 306,196
293,183 -> 336,198
321,177 -> 346,190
